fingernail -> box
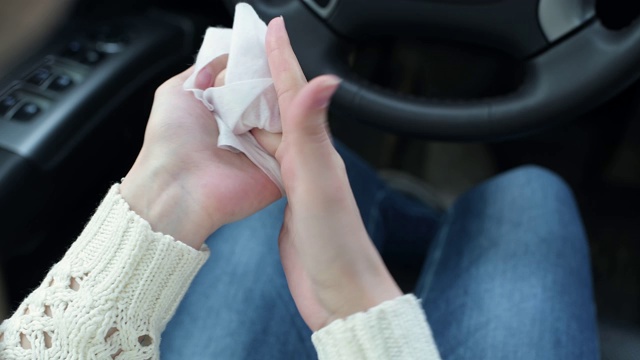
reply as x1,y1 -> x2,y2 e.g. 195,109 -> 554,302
194,67 -> 213,89
314,76 -> 342,109
273,16 -> 286,36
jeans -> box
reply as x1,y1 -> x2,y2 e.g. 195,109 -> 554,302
160,145 -> 599,359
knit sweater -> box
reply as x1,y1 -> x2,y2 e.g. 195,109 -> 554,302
0,185 -> 441,359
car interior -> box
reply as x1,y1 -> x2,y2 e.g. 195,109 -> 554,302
1,0 -> 639,358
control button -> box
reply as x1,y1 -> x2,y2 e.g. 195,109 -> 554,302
27,67 -> 52,86
80,50 -> 102,65
63,40 -> 84,58
48,75 -> 74,91
0,94 -> 19,116
96,40 -> 126,54
13,102 -> 40,121
93,25 -> 128,54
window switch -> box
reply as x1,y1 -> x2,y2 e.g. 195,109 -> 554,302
63,40 -> 84,58
13,102 -> 40,121
48,75 -> 74,91
27,67 -> 52,86
0,94 -> 19,116
80,50 -> 102,65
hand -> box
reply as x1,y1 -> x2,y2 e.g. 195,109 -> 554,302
121,58 -> 281,249
263,18 -> 402,331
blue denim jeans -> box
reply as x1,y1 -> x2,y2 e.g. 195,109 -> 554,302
160,145 -> 599,359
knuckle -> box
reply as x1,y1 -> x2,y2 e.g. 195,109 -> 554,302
154,78 -> 177,97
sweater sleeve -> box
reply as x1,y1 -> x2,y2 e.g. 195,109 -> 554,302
312,294 -> 441,360
0,184 -> 209,360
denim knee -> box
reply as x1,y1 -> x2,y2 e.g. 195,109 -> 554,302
453,165 -> 588,255
482,165 -> 573,204
419,165 -> 598,360
465,165 -> 577,217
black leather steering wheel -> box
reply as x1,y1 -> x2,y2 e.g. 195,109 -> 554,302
224,0 -> 640,140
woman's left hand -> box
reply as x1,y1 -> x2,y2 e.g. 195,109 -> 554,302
121,64 -> 281,249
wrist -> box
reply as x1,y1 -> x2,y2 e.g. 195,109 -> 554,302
338,270 -> 403,323
120,151 -> 219,249
323,249 -> 403,327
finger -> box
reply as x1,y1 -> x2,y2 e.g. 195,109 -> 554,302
276,75 -> 342,203
214,69 -> 227,87
266,17 -> 307,121
194,54 -> 229,90
284,75 -> 341,146
251,128 -> 282,156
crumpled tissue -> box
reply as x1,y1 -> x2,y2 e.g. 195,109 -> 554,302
184,3 -> 284,194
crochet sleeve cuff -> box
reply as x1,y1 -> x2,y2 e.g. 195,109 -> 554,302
311,294 -> 441,360
0,184 -> 210,359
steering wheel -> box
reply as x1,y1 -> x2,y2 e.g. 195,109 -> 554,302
224,0 -> 640,140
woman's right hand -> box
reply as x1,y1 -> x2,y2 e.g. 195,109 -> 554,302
260,17 -> 402,331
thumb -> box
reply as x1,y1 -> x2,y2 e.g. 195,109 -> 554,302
280,75 -> 341,148
276,74 -> 347,202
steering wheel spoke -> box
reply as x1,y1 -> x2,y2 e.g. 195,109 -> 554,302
309,0 -> 549,58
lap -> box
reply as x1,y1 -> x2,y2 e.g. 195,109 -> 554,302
161,152 -> 598,360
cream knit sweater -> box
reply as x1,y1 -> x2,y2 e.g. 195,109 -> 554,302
0,185 -> 441,359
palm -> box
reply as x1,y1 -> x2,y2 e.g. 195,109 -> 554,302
278,205 -> 332,330
145,74 -> 281,231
